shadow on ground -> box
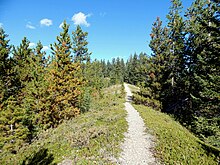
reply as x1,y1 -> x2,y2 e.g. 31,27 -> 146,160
22,148 -> 56,165
126,96 -> 133,102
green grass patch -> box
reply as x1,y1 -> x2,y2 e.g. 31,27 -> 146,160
0,85 -> 127,164
133,104 -> 219,165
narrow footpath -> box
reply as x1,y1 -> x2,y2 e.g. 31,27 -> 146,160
119,83 -> 158,165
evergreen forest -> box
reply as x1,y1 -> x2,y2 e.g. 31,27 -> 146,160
0,0 -> 219,164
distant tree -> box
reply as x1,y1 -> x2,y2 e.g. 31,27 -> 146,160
105,60 -> 112,77
125,53 -> 141,85
136,52 -> 149,86
120,58 -> 126,82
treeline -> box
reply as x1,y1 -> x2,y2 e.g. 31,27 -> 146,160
129,0 -> 219,148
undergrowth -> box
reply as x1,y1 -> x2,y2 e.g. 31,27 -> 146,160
0,84 -> 127,164
133,104 -> 219,165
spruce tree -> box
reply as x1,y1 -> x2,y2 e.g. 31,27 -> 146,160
21,41 -> 49,133
105,60 -> 112,78
72,25 -> 91,63
185,0 -> 220,146
0,28 -> 12,102
12,37 -> 33,93
0,37 -> 34,152
163,0 -> 186,115
137,52 -> 149,86
133,18 -> 169,110
110,58 -> 117,84
45,21 -> 83,128
0,96 -> 30,152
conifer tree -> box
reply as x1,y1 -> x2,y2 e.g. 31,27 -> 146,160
148,17 -> 168,100
105,60 -> 112,78
120,58 -> 126,82
72,25 -> 93,113
72,25 -> 91,63
185,0 -> 220,146
0,37 -> 34,152
86,59 -> 105,90
110,58 -> 117,84
0,28 -> 12,102
132,18 -> 169,110
125,54 -> 140,85
21,41 -> 48,132
12,37 -> 33,92
100,59 -> 107,77
163,0 -> 186,114
124,55 -> 132,84
137,52 -> 149,85
45,21 -> 83,128
0,96 -> 30,152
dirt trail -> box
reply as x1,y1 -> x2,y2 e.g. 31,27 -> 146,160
118,83 -> 158,165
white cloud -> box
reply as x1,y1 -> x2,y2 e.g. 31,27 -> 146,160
40,18 -> 53,27
42,46 -> 50,51
59,22 -> 64,29
72,12 -> 91,27
26,23 -> 36,29
0,23 -> 3,28
29,42 -> 36,48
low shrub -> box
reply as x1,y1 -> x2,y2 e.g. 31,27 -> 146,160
133,104 -> 219,165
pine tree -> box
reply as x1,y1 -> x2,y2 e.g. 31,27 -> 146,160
149,18 -> 171,99
72,25 -> 91,63
125,53 -> 140,85
132,18 -> 169,110
120,58 -> 126,82
0,96 -> 31,152
44,21 -> 83,128
137,52 -> 149,86
100,59 -> 107,77
0,28 -> 12,103
131,53 -> 140,85
162,0 -> 186,114
21,41 -> 49,133
115,57 -> 124,83
124,55 -> 133,84
12,37 -> 33,92
110,58 -> 117,84
185,0 -> 220,146
0,37 -> 34,152
105,60 -> 112,78
86,59 -> 105,89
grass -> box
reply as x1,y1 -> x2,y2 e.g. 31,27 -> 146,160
0,85 -> 127,164
133,104 -> 219,165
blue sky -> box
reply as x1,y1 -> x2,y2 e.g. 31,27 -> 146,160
0,0 -> 193,61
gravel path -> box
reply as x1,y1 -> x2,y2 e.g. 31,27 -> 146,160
118,83 -> 158,165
